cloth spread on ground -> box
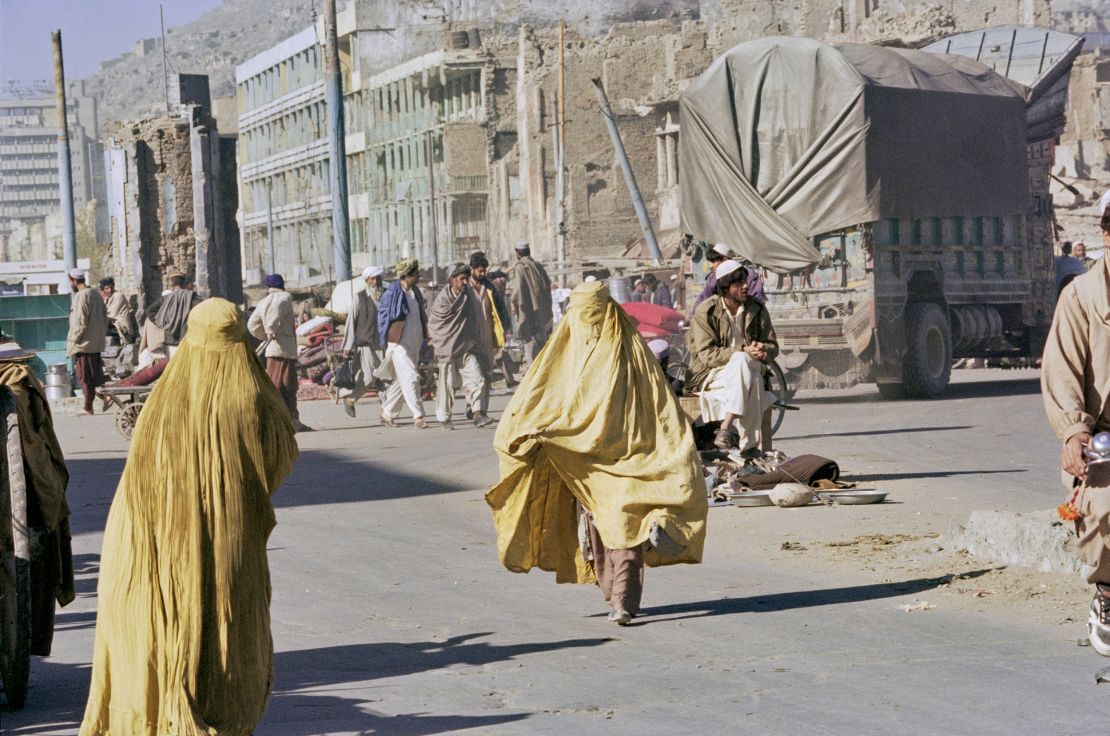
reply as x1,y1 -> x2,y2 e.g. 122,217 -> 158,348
679,37 -> 1029,273
79,298 -> 298,736
734,454 -> 841,490
486,281 -> 707,585
510,256 -> 553,341
428,285 -> 486,364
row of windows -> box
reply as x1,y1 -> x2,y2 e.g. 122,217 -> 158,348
241,45 -> 323,112
240,100 -> 326,164
242,160 -> 332,212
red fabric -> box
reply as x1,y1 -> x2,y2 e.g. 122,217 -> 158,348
620,302 -> 686,336
118,359 -> 169,387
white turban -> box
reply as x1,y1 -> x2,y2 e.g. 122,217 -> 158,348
715,260 -> 742,280
69,268 -> 86,280
362,265 -> 384,279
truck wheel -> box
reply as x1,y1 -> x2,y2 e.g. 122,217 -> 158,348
903,302 -> 951,398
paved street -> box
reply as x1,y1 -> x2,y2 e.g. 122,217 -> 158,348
4,369 -> 1106,735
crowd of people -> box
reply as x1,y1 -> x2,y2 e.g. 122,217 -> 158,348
36,212 -> 1110,734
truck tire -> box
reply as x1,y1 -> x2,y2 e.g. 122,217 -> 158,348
903,302 -> 951,398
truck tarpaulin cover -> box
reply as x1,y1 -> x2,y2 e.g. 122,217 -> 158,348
679,37 -> 1030,273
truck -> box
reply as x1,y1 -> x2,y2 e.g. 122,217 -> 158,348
678,27 -> 1083,398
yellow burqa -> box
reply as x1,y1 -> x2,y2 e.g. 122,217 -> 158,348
80,298 -> 298,736
486,281 -> 707,584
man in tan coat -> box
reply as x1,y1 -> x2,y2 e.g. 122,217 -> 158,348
248,273 -> 310,432
1042,209 -> 1110,655
686,260 -> 778,451
67,269 -> 108,415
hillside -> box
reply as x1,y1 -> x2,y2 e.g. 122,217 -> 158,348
82,0 -> 314,126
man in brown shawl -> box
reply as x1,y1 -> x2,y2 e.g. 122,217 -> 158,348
429,263 -> 493,429
509,242 -> 553,364
146,273 -> 202,355
66,268 -> 108,415
1043,205 -> 1110,656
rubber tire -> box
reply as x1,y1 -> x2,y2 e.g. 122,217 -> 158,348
902,302 -> 952,399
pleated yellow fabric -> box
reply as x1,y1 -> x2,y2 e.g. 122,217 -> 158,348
486,281 -> 707,584
80,298 -> 298,736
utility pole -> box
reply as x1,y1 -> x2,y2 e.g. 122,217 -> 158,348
557,20 -> 567,286
266,179 -> 275,274
51,31 -> 77,274
425,130 -> 440,285
324,0 -> 351,282
591,78 -> 662,265
160,5 -> 170,113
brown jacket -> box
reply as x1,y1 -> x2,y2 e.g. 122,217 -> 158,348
1042,256 -> 1110,443
685,295 -> 778,392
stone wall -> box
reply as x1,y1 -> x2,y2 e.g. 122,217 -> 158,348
104,102 -> 241,310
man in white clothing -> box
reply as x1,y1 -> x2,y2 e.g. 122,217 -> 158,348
339,265 -> 383,417
375,259 -> 429,428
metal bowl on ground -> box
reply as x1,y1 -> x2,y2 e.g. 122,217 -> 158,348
729,490 -> 775,508
817,489 -> 888,505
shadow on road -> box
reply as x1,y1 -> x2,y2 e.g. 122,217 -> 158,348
796,376 -> 1041,406
273,450 -> 460,509
62,450 -> 465,537
261,631 -> 613,734
637,571 -> 994,624
274,632 -> 614,686
779,425 -> 973,442
846,469 -> 1024,483
261,693 -> 530,736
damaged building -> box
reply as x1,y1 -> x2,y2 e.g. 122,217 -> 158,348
235,0 -> 1058,286
103,74 -> 242,312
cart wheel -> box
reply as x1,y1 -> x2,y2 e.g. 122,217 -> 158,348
767,361 -> 790,437
115,403 -> 143,439
0,391 -> 31,709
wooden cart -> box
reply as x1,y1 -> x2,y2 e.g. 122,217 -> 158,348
97,384 -> 155,439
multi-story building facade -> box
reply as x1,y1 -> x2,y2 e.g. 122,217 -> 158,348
235,4 -> 508,287
0,85 -> 101,261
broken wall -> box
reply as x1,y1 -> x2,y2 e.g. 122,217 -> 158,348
104,105 -> 242,310
1052,49 -> 1110,249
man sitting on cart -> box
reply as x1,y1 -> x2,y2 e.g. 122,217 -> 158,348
685,260 -> 778,452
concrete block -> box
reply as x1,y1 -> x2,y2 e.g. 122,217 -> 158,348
944,509 -> 1082,574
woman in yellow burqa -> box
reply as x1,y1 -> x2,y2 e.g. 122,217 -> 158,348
487,281 -> 707,624
80,298 -> 298,736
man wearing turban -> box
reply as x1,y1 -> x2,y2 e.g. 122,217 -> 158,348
686,260 -> 778,451
375,259 -> 429,428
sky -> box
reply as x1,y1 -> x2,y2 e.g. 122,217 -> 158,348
0,0 -> 223,87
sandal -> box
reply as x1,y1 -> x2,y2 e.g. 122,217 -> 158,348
380,414 -> 397,428
414,417 -> 429,429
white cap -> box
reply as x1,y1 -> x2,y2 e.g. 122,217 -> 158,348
712,243 -> 734,257
715,260 -> 742,280
584,275 -> 597,282
362,265 -> 384,279
1101,189 -> 1110,215
69,268 -> 86,280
